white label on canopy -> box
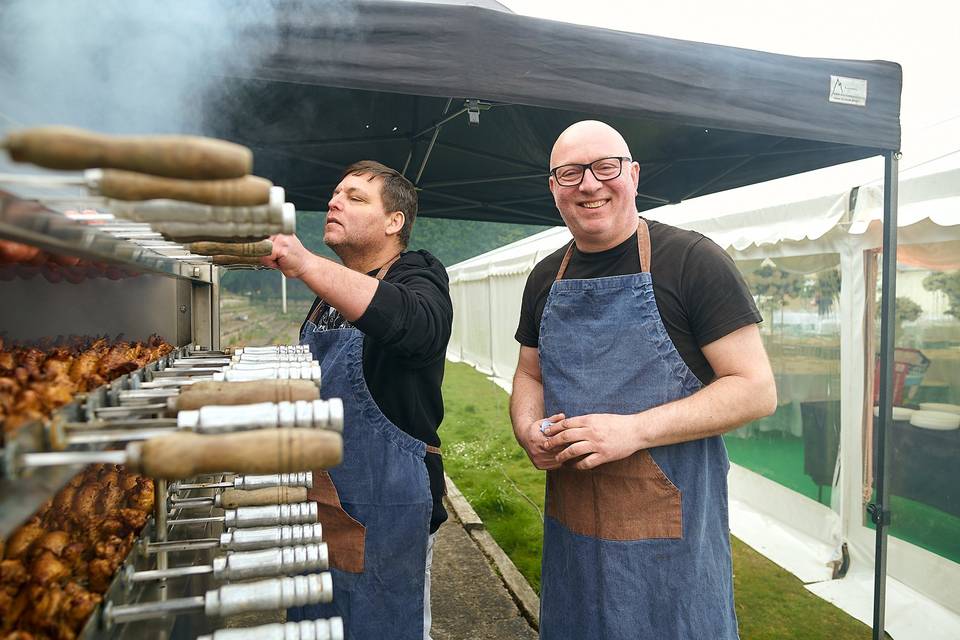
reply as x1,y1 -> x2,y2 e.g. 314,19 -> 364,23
829,75 -> 868,106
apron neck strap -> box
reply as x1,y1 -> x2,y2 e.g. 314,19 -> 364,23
555,241 -> 576,281
555,219 -> 651,281
374,252 -> 402,281
636,218 -> 651,273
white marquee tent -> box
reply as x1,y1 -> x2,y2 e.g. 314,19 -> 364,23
446,118 -> 960,639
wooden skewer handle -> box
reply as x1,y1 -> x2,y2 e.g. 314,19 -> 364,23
131,429 -> 342,480
189,240 -> 274,257
219,486 -> 309,508
98,170 -> 272,206
211,255 -> 264,266
176,380 -> 320,411
3,126 -> 252,179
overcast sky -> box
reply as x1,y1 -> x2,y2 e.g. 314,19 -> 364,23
502,0 -> 960,129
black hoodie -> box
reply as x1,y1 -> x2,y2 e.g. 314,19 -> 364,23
301,249 -> 452,532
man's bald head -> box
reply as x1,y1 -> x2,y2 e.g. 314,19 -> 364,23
550,120 -> 632,169
547,120 -> 641,252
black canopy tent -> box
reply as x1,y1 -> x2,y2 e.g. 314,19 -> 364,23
210,0 -> 901,227
0,1 -> 905,636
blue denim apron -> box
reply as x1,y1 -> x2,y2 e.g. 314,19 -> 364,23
538,221 -> 739,639
289,258 -> 433,640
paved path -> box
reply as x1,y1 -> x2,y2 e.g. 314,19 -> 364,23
431,505 -> 538,640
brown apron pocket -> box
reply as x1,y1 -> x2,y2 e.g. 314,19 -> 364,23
546,450 -> 682,541
308,470 -> 366,573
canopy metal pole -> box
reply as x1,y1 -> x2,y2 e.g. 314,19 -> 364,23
870,149 -> 899,640
415,98 -> 454,185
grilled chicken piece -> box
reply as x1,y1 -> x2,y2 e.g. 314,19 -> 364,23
4,522 -> 44,560
0,560 -> 28,587
0,377 -> 19,396
50,486 -> 76,521
59,544 -> 87,580
65,353 -> 98,389
119,472 -> 140,492
86,559 -> 115,593
60,582 -> 101,630
2,464 -> 154,637
29,380 -> 75,411
31,532 -> 70,558
1,590 -> 31,635
69,485 -> 100,525
118,508 -> 148,532
2,336 -> 172,433
17,350 -> 44,381
18,583 -> 64,633
125,478 -> 155,513
96,343 -> 140,379
29,552 -> 69,586
97,482 -> 124,516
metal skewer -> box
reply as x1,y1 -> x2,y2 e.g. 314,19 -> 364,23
138,365 -> 323,385
124,543 -> 329,584
102,574 -> 333,627
172,472 -> 314,492
18,449 -> 128,468
92,405 -> 171,418
144,523 -> 324,554
198,618 -> 344,640
0,171 -> 98,189
64,427 -> 177,445
167,502 -> 319,529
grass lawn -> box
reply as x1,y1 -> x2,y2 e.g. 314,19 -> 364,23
440,361 -> 872,640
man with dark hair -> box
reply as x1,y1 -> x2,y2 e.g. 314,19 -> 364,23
262,160 -> 451,640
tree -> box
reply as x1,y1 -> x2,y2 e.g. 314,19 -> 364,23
876,296 -> 923,337
922,270 -> 960,319
743,260 -> 806,332
808,268 -> 841,317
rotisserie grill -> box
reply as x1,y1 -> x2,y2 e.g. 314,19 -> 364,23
1,126 -> 344,639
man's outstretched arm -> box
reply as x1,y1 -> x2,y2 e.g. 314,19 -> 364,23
260,234 -> 379,322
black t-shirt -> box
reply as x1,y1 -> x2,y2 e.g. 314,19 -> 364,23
515,218 -> 762,385
301,250 -> 452,533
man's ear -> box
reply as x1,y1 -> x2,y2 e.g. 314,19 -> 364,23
385,210 -> 405,237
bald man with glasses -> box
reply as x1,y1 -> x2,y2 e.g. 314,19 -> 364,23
509,120 -> 777,639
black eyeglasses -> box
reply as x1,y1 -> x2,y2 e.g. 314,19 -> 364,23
550,156 -> 631,187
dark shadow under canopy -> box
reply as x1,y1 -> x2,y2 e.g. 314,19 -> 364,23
212,0 -> 901,224
0,0 -> 901,225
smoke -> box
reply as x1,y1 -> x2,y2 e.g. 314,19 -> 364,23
0,0 -> 356,141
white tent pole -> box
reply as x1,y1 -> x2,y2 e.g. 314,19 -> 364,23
838,238 -> 867,560
487,275 -> 496,378
281,272 -> 287,314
